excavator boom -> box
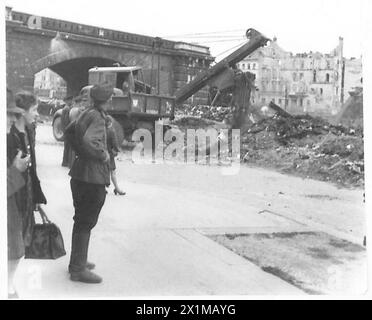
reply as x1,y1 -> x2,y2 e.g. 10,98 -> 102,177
174,28 -> 270,104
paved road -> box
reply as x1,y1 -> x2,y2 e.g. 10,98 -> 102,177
14,124 -> 366,298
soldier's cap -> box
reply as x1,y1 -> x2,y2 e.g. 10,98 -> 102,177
7,88 -> 24,114
90,83 -> 113,102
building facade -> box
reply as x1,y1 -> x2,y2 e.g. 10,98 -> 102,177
34,68 -> 67,99
344,57 -> 363,96
237,37 -> 362,117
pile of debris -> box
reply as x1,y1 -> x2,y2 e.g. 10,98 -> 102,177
333,87 -> 363,128
172,102 -> 363,187
171,115 -> 219,130
242,105 -> 364,188
175,104 -> 233,122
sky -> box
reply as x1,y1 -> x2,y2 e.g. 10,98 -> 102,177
4,0 -> 369,60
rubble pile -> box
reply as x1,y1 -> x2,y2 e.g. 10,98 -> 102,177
333,88 -> 364,128
171,116 -> 222,130
175,104 -> 233,122
172,103 -> 364,187
242,114 -> 364,188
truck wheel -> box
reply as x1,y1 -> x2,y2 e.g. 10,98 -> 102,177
112,118 -> 125,148
52,115 -> 65,142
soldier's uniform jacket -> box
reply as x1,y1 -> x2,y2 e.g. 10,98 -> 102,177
67,107 -> 110,186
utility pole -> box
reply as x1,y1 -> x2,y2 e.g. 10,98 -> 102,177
154,37 -> 163,95
150,40 -> 155,90
341,58 -> 345,104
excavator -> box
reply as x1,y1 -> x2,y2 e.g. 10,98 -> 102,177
174,28 -> 269,129
52,28 -> 270,143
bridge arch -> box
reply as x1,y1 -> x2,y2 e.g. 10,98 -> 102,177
30,48 -> 132,96
30,47 -> 128,75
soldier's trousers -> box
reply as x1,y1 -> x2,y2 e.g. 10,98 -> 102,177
69,179 -> 106,272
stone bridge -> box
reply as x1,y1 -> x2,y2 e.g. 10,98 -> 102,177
6,8 -> 213,102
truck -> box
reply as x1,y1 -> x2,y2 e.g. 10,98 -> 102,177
52,28 -> 270,143
52,65 -> 175,143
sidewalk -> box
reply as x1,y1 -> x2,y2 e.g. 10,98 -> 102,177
14,140 -> 305,298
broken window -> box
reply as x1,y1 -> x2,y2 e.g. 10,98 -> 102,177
320,88 -> 323,95
313,70 -> 317,82
326,73 -> 330,82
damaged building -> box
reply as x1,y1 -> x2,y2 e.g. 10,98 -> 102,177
237,37 -> 363,117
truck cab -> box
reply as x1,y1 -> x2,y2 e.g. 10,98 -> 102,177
88,66 -> 153,94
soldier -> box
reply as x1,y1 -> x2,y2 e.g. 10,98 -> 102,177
66,83 -> 113,283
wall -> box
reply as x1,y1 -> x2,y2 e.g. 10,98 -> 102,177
344,58 -> 363,99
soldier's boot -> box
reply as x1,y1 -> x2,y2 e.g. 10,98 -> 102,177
68,261 -> 95,273
68,231 -> 102,284
70,268 -> 102,284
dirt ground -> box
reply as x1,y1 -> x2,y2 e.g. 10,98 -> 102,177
209,231 -> 367,295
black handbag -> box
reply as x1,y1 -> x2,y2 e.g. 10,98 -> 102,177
25,207 -> 66,260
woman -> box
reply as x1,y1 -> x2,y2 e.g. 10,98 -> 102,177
106,115 -> 125,195
7,91 -> 47,296
6,89 -> 31,298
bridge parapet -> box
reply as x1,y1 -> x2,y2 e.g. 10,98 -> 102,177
7,9 -> 213,60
